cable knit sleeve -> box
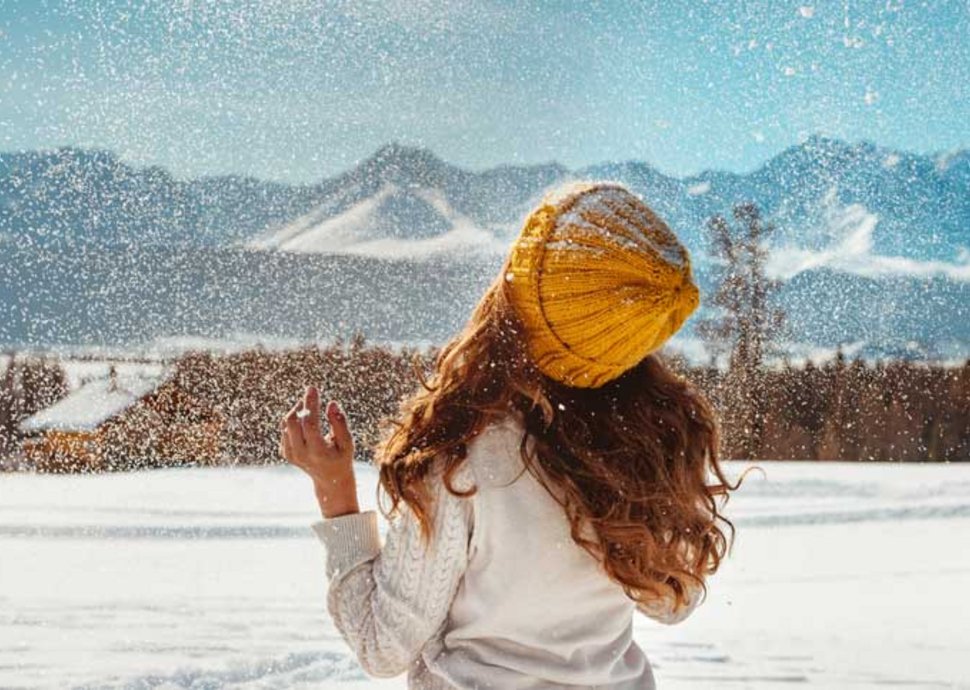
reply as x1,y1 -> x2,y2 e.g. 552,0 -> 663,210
637,577 -> 705,625
310,464 -> 473,678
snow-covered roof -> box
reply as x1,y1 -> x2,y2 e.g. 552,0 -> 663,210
19,369 -> 171,433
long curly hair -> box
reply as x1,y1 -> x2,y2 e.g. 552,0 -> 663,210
373,254 -> 754,612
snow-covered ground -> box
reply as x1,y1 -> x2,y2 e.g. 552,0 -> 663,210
2,461 -> 969,689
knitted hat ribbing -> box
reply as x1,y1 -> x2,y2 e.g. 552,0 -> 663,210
504,181 -> 699,389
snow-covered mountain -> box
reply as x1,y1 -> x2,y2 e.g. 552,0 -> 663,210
243,137 -> 969,285
244,142 -> 562,258
0,147 -> 320,247
583,136 -> 969,281
1,138 -> 967,357
3,138 -> 966,272
246,181 -> 506,259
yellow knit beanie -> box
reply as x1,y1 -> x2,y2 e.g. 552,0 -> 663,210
504,180 -> 700,389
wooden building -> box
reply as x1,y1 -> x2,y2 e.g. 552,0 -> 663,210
19,365 -> 225,472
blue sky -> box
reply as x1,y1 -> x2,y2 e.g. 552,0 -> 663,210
1,0 -> 966,183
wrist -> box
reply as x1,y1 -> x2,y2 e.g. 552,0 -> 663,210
313,474 -> 359,519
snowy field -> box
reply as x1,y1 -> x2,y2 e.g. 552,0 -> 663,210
2,461 -> 969,690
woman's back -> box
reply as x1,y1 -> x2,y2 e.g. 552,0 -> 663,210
294,182 -> 723,689
414,413 -> 655,689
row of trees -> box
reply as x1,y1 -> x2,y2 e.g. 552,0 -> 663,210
2,338 -> 967,469
681,353 -> 968,461
167,333 -> 429,466
171,343 -> 970,464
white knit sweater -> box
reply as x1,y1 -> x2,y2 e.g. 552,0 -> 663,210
311,412 -> 703,689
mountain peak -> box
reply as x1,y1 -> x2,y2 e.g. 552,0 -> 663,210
795,134 -> 862,159
337,142 -> 456,191
364,142 -> 446,175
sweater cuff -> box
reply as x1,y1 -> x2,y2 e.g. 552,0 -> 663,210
311,510 -> 381,580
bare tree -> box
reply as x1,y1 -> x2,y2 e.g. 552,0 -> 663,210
0,354 -> 68,463
697,202 -> 785,459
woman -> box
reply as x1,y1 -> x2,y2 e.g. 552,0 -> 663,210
280,181 -> 748,688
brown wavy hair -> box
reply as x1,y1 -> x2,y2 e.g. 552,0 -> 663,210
373,255 -> 755,612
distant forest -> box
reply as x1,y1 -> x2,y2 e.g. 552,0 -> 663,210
1,336 -> 967,471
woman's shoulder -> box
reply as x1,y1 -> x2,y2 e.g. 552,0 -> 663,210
424,411 -> 529,493
462,410 -> 531,486
469,409 -> 528,454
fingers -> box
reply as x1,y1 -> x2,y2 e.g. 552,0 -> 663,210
326,400 -> 354,453
301,385 -> 334,457
303,385 -> 322,436
283,399 -> 306,460
280,423 -> 297,465
280,389 -> 352,469
279,414 -> 296,463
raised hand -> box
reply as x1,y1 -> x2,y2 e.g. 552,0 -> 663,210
279,385 -> 359,518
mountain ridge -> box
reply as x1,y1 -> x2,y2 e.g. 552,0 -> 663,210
1,138 -> 966,356
3,136 -> 965,254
